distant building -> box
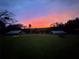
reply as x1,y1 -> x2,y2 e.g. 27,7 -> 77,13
50,30 -> 66,34
6,30 -> 21,35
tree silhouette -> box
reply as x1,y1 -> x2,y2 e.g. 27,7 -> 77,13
6,24 -> 23,32
49,17 -> 79,34
0,21 -> 5,35
64,17 -> 79,34
0,10 -> 16,23
0,10 -> 16,35
28,24 -> 32,28
28,24 -> 32,33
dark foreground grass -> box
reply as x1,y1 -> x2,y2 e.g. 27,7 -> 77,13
1,34 -> 79,59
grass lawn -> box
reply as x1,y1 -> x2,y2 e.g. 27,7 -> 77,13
1,34 -> 79,59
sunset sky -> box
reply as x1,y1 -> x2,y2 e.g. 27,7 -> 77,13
0,0 -> 79,28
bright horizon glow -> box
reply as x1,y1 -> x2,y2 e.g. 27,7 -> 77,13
20,11 -> 78,28
0,0 -> 79,28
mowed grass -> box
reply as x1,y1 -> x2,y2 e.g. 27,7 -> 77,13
2,34 -> 79,59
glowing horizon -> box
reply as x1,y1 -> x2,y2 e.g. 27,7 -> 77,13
20,11 -> 79,28
0,0 -> 79,28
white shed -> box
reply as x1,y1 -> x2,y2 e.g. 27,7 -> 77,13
50,30 -> 66,34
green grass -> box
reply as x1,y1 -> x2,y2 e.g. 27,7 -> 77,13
2,34 -> 79,59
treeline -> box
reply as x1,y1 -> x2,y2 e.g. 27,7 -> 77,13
52,17 -> 79,34
0,10 -> 79,35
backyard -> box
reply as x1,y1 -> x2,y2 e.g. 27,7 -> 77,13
1,34 -> 79,59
